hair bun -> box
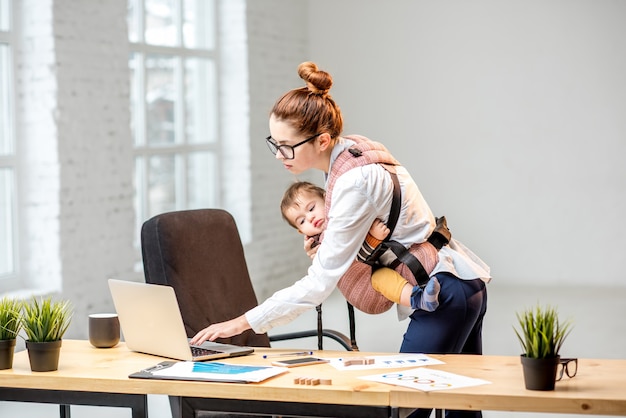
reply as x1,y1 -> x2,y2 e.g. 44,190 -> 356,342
298,61 -> 333,96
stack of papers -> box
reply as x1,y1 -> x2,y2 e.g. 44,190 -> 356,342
131,361 -> 288,383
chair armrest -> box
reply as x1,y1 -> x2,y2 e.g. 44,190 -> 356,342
269,329 -> 356,351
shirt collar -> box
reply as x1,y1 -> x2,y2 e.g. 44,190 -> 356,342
324,137 -> 355,185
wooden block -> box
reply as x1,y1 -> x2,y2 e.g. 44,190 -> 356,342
343,357 -> 375,366
293,376 -> 330,385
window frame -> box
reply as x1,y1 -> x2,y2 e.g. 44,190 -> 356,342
0,0 -> 19,291
128,0 -> 222,243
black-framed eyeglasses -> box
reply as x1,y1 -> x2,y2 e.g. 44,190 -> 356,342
265,133 -> 322,160
556,358 -> 578,381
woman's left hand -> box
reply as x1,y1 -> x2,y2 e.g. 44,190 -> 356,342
189,315 -> 251,345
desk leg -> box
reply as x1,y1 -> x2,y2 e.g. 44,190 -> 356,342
60,404 -> 71,418
169,396 -> 183,418
131,396 -> 149,418
391,407 -> 444,418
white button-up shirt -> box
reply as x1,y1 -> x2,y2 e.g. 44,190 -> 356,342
246,138 -> 491,334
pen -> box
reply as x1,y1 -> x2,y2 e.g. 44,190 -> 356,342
262,351 -> 313,359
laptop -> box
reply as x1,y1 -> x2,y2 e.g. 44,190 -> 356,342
108,279 -> 254,361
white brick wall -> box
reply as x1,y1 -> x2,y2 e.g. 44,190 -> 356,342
243,0 -> 318,301
219,0 -> 251,246
54,0 -> 135,337
15,0 -> 136,339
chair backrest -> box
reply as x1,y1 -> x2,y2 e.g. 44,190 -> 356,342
140,209 -> 271,348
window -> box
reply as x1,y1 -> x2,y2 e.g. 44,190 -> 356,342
0,0 -> 16,289
128,0 -> 219,237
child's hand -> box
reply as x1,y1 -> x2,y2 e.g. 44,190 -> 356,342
304,236 -> 320,259
369,219 -> 390,240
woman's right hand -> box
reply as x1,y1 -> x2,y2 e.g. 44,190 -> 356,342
304,236 -> 319,259
190,315 -> 251,345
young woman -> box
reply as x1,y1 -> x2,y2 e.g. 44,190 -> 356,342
191,62 -> 491,418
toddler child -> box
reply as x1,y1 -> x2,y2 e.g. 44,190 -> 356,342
280,181 -> 440,311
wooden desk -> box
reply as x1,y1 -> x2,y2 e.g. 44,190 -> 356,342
2,340 -> 626,417
0,340 -> 394,418
389,354 -> 626,416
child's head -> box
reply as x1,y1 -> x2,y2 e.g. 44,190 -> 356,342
280,181 -> 326,237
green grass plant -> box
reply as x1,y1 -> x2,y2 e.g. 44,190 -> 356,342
514,304 -> 572,359
21,297 -> 73,342
0,297 -> 23,340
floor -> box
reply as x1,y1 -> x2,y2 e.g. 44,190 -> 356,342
2,283 -> 625,417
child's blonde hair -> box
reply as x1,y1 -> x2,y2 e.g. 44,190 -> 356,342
280,181 -> 325,229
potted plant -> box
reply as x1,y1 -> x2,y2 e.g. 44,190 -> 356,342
0,297 -> 23,369
514,303 -> 573,390
20,296 -> 73,372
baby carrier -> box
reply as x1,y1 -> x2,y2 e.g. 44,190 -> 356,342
324,135 -> 451,315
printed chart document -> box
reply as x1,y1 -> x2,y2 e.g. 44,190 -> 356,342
360,367 -> 491,392
328,354 -> 444,371
130,361 -> 288,383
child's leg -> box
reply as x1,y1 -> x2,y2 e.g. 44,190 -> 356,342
371,268 -> 409,305
399,282 -> 413,307
410,277 -> 441,312
371,268 -> 441,311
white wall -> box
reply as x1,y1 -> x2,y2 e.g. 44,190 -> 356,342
5,0 -> 625,352
306,0 -> 626,287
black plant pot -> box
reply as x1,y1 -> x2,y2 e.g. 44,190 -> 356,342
26,339 -> 63,372
0,339 -> 17,370
520,354 -> 560,391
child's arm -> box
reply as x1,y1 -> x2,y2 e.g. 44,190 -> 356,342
357,219 -> 390,263
304,235 -> 320,259
368,219 -> 390,241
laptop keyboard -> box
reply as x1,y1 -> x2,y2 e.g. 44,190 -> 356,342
190,346 -> 221,357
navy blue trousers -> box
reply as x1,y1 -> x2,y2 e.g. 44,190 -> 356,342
400,272 -> 488,418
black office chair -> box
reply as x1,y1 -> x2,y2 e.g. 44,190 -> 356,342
141,209 -> 354,418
